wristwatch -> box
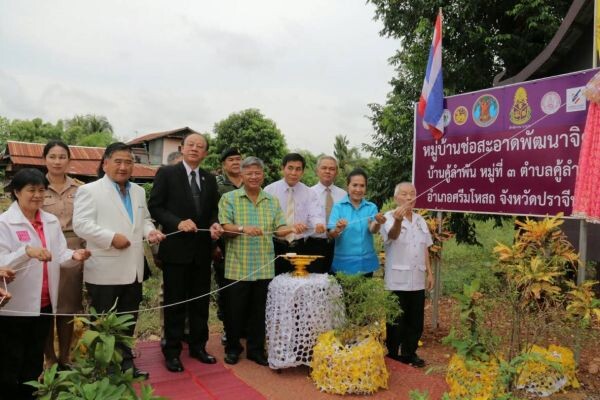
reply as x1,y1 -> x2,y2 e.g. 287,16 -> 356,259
238,225 -> 244,233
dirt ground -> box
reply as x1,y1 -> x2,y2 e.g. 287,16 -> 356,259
418,297 -> 600,399
144,295 -> 599,398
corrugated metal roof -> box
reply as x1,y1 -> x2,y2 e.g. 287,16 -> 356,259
5,141 -> 157,178
7,141 -> 105,159
127,127 -> 197,145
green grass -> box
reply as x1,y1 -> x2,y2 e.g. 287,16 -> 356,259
439,218 -> 515,296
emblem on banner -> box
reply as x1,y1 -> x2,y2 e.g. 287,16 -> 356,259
509,87 -> 532,125
472,94 -> 499,127
566,87 -> 586,112
453,106 -> 468,125
540,91 -> 561,115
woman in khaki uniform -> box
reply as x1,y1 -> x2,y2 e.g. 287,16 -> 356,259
42,140 -> 85,369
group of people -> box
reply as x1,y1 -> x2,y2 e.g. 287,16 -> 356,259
0,132 -> 434,399
0,140 -> 165,399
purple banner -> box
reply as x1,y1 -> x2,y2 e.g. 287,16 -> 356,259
413,68 -> 598,216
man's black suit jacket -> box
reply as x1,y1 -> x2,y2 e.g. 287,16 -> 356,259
148,162 -> 219,264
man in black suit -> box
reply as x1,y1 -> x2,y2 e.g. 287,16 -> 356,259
149,132 -> 223,373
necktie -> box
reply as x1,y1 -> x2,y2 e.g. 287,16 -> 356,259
285,187 -> 295,243
325,187 -> 334,222
190,170 -> 202,215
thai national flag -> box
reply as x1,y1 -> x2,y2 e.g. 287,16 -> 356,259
418,10 -> 444,141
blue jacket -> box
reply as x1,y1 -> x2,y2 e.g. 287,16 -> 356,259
327,195 -> 379,275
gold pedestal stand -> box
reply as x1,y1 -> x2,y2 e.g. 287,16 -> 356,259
282,253 -> 323,277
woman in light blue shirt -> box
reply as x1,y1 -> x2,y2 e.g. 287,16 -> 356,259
327,168 -> 386,276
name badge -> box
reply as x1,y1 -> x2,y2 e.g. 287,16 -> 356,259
16,230 -> 31,242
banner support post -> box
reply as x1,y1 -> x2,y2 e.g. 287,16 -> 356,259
431,211 -> 443,330
577,220 -> 588,286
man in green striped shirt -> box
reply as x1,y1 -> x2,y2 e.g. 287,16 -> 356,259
218,156 -> 294,366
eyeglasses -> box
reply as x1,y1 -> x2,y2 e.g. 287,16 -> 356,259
184,143 -> 206,149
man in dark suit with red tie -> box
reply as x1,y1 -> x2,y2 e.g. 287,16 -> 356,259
149,132 -> 223,373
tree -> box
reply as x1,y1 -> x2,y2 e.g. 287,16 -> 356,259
364,0 -> 571,240
200,133 -> 220,173
212,109 -> 287,184
3,117 -> 64,146
64,114 -> 116,147
0,116 -> 10,150
75,131 -> 115,147
296,149 -> 319,186
0,114 -> 117,150
334,135 -> 360,174
333,134 -> 372,189
368,0 -> 571,95
364,98 -> 413,206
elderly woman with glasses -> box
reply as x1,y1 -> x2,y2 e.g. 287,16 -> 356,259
0,168 -> 90,400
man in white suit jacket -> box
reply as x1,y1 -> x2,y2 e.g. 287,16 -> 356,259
73,142 -> 165,379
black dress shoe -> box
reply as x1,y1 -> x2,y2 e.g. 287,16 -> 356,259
122,361 -> 150,379
398,355 -> 426,368
133,367 -> 150,379
189,349 -> 217,364
224,352 -> 239,365
165,357 -> 184,372
57,363 -> 73,372
247,353 -> 269,366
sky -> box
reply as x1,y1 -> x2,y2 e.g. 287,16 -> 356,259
0,0 -> 399,155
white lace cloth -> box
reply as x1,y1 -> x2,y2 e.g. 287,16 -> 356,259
266,273 -> 344,369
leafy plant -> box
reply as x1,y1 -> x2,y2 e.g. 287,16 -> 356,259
494,214 -> 578,304
416,209 -> 454,261
333,274 -> 400,345
492,214 -> 592,360
565,280 -> 600,327
442,280 -> 495,362
28,306 -> 165,400
443,214 -> 599,399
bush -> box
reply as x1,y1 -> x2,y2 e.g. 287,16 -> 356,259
442,214 -> 600,399
310,274 -> 398,395
28,307 -> 165,400
333,274 -> 400,345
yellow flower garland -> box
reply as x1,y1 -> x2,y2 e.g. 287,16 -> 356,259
516,345 -> 579,396
446,345 -> 579,399
446,354 -> 506,400
310,330 -> 388,395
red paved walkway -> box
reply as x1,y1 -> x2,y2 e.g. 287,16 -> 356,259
135,341 -> 265,400
136,336 -> 448,400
